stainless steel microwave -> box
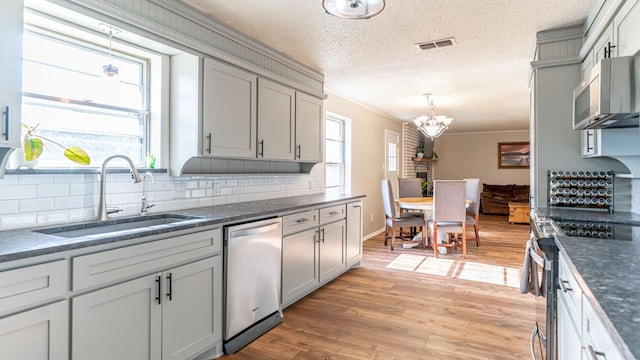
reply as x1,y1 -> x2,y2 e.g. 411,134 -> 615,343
573,56 -> 638,130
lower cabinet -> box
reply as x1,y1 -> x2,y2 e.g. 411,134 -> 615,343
72,256 -> 221,360
0,300 -> 68,359
282,203 -> 357,307
557,293 -> 581,359
346,201 -> 363,267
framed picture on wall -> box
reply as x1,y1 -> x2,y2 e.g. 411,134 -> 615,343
498,142 -> 530,169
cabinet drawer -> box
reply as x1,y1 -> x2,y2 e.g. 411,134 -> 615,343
583,296 -> 625,360
72,229 -> 221,291
282,210 -> 319,235
319,205 -> 346,225
0,260 -> 67,315
558,253 -> 582,317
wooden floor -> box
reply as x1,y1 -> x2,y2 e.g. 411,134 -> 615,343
224,214 -> 535,360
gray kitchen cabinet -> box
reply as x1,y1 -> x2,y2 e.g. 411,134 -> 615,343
281,204 -> 347,307
257,78 -> 295,160
71,228 -> 223,360
0,258 -> 68,359
203,57 -> 257,158
0,301 -> 68,360
612,0 -> 640,57
582,292 -> 625,360
0,0 -> 22,148
295,92 -> 323,162
557,252 -> 583,359
346,200 -> 363,267
581,128 -> 640,158
72,256 -> 221,360
593,22 -> 615,64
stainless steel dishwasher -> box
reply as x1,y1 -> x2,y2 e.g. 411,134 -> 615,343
223,217 -> 283,354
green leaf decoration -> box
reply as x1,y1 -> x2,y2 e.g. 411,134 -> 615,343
64,146 -> 91,165
23,138 -> 44,161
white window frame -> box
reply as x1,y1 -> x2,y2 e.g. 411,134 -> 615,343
325,112 -> 351,194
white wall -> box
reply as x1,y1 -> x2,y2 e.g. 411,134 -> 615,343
433,130 -> 530,185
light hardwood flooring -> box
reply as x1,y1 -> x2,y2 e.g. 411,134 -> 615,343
224,214 -> 535,359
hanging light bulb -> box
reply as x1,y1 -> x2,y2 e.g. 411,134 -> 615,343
413,94 -> 453,140
98,23 -> 121,78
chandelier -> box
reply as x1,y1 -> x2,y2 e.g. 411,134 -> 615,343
412,94 -> 453,140
98,23 -> 121,78
322,0 -> 385,19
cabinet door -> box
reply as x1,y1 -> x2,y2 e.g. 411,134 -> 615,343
581,129 -> 598,157
72,275 -> 161,360
346,201 -> 363,267
0,301 -> 68,360
282,228 -> 319,306
162,256 -> 221,360
613,0 -> 640,57
203,58 -> 257,158
258,78 -> 295,160
319,220 -> 346,283
593,23 -> 614,63
0,0 -> 22,147
557,294 -> 582,360
295,92 -> 323,162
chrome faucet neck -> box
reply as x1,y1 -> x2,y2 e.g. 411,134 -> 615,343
141,172 -> 155,214
97,155 -> 142,221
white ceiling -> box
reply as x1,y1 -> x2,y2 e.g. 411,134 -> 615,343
180,0 -> 593,133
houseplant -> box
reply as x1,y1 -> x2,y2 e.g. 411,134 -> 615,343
416,146 -> 425,158
19,123 -> 91,166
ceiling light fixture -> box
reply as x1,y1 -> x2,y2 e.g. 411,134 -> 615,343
413,94 -> 453,140
98,23 -> 122,78
323,0 -> 385,19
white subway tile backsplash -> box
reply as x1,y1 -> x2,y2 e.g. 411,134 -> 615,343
0,200 -> 19,215
37,184 -> 69,198
0,184 -> 37,200
0,166 -> 327,230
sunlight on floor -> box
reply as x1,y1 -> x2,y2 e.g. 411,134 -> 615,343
386,254 -> 521,288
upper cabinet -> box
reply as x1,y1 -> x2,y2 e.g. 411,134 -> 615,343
0,0 -> 23,148
203,58 -> 257,158
257,78 -> 295,160
295,93 -> 323,162
201,57 -> 323,163
613,0 -> 640,57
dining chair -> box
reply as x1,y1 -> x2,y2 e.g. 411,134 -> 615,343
427,180 -> 467,258
464,178 -> 481,246
381,179 -> 426,250
397,177 -> 424,236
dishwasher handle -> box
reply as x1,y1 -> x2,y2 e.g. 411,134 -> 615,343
229,221 -> 281,239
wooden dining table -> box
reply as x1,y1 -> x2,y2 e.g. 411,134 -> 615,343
394,197 -> 471,249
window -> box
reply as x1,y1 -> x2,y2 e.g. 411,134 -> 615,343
325,114 -> 346,195
21,15 -> 150,167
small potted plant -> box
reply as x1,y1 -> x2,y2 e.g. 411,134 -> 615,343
416,146 -> 425,158
14,123 -> 91,168
421,180 -> 431,197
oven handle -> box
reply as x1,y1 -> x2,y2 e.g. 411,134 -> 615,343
529,247 -> 550,270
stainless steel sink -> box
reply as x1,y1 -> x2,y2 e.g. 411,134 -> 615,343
35,214 -> 205,239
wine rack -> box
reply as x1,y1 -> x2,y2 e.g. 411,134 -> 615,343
547,170 -> 614,212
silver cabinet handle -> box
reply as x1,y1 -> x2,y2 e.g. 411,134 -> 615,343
295,218 -> 309,223
259,140 -> 264,157
2,106 -> 8,141
587,345 -> 605,360
559,279 -> 572,292
329,211 -> 340,215
205,133 -> 212,154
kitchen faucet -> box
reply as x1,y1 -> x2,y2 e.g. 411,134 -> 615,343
140,172 -> 155,215
97,155 -> 142,221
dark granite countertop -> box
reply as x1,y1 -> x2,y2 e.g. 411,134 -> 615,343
0,193 -> 364,263
539,208 -> 639,359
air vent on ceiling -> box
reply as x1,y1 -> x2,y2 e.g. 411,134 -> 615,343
415,37 -> 456,51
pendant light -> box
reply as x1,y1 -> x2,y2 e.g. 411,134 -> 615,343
323,0 -> 385,19
98,23 -> 121,78
413,94 -> 453,140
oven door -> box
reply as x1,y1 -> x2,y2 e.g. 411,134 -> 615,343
530,238 -> 556,360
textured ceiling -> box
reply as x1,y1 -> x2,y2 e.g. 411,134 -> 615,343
180,0 -> 593,133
